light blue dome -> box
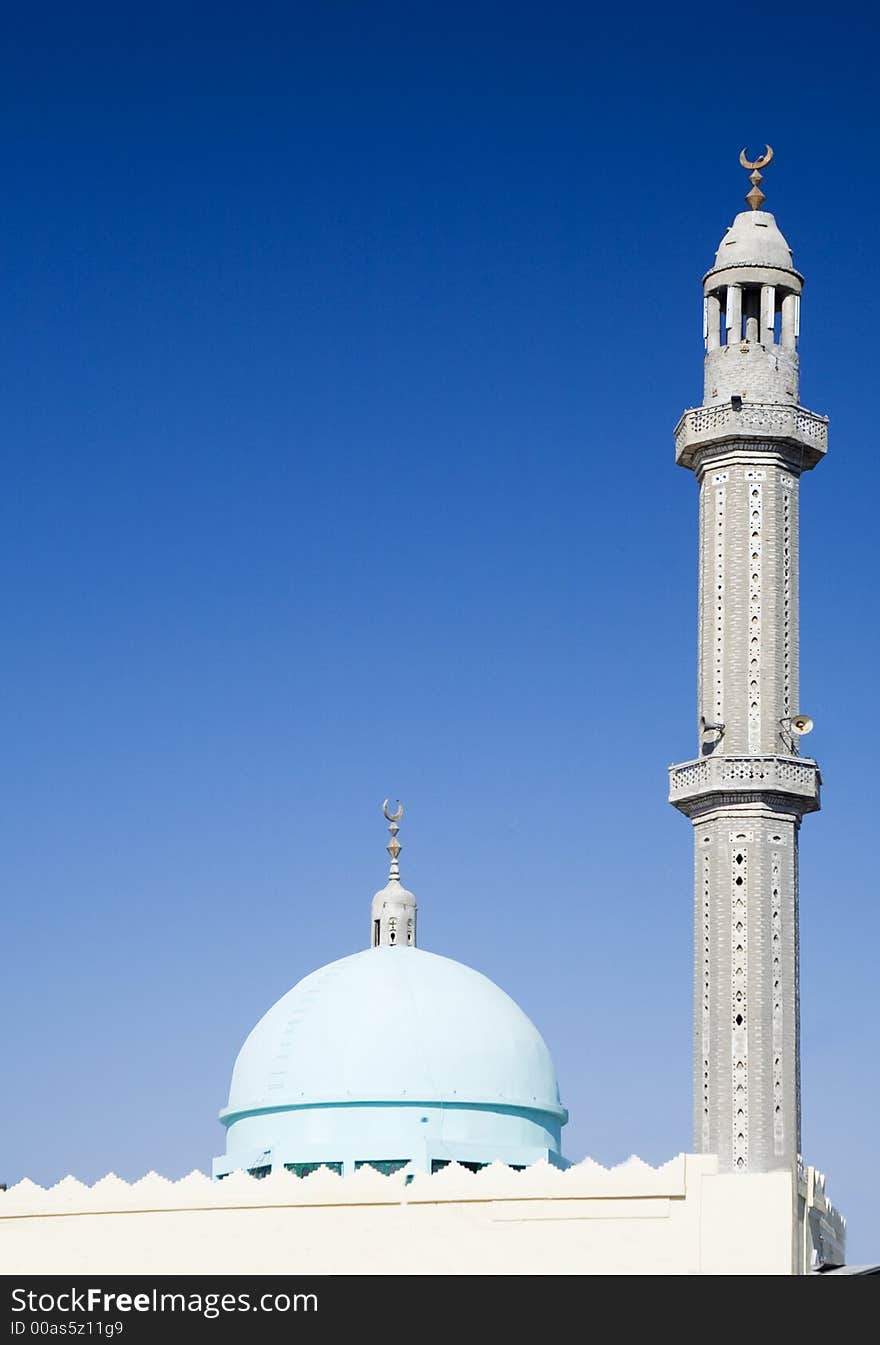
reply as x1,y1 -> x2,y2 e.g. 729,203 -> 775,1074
215,946 -> 567,1178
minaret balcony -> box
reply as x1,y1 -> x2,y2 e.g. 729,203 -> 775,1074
669,753 -> 821,815
674,402 -> 828,471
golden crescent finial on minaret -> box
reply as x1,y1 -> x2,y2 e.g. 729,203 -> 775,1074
739,145 -> 774,172
383,799 -> 404,823
740,145 -> 774,210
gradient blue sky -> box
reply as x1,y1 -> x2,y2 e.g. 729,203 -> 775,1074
2,3 -> 878,1261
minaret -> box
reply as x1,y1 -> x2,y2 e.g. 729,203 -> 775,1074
669,149 -> 828,1174
370,799 -> 417,947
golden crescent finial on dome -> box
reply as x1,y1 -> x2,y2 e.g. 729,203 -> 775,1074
382,799 -> 403,880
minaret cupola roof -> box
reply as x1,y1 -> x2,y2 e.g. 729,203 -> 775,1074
705,149 -> 801,283
709,210 -> 796,274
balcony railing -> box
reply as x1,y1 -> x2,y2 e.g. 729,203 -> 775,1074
669,754 -> 821,811
674,402 -> 828,469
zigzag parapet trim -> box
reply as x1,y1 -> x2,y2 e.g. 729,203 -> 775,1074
0,1155 -> 706,1216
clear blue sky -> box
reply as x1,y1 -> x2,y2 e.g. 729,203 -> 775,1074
2,3 -> 878,1261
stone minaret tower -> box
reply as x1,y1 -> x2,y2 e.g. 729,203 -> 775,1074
669,150 -> 828,1174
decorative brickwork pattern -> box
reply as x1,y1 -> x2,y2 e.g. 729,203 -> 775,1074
781,478 -> 793,731
713,475 -> 726,724
771,852 -> 784,1156
701,843 -> 711,1152
731,843 -> 749,1169
746,471 -> 764,752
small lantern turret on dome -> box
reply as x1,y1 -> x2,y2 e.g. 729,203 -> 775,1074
370,800 -> 417,948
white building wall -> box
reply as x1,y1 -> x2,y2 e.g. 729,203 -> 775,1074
0,1156 -> 843,1276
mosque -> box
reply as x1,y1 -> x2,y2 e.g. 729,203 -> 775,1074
0,152 -> 854,1275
